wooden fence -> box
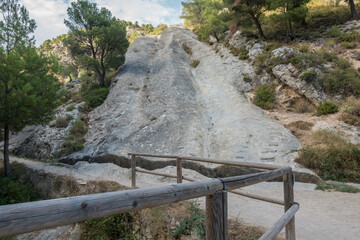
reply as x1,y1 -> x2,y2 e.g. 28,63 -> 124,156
128,153 -> 299,240
0,154 -> 299,240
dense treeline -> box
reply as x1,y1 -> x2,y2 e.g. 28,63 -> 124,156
181,0 -> 360,41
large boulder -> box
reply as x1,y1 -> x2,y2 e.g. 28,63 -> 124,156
62,28 -> 302,173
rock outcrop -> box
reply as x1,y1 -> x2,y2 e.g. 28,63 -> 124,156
62,28 -> 302,172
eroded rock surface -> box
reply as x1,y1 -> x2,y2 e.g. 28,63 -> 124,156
64,28 -> 302,171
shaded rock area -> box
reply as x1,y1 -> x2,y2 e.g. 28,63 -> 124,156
58,27 -> 311,179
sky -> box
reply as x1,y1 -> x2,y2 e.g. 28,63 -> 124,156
19,0 -> 184,46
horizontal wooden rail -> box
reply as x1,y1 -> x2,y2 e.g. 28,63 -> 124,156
136,168 -> 179,179
220,167 -> 291,190
0,180 -> 223,238
128,153 -> 281,170
230,190 -> 284,206
259,203 -> 300,240
0,167 -> 291,238
135,168 -> 285,205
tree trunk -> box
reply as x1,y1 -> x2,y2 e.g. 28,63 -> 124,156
349,0 -> 359,20
288,18 -> 295,40
98,71 -> 106,87
3,124 -> 11,177
250,13 -> 265,39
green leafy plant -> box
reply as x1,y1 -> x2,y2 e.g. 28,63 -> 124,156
81,213 -> 136,240
0,162 -> 39,205
315,101 -> 339,115
326,27 -> 342,38
254,85 -> 276,110
192,60 -> 200,68
66,105 -> 75,112
296,131 -> 360,183
170,202 -> 205,239
316,183 -> 360,193
55,117 -> 69,128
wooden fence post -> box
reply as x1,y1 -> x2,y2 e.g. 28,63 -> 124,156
176,158 -> 183,184
131,155 -> 136,188
206,190 -> 228,240
283,172 -> 295,240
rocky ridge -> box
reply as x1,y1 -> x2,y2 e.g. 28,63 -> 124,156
60,27 -> 309,178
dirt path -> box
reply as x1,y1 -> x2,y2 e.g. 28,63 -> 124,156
7,156 -> 360,240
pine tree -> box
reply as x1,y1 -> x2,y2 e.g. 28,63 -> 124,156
0,0 -> 62,177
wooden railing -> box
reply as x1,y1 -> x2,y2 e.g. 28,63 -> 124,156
128,153 -> 299,240
0,154 -> 299,240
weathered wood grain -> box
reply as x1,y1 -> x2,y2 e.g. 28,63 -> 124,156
128,153 -> 280,170
0,179 -> 223,238
131,155 -> 136,188
206,191 -> 228,240
220,167 -> 291,190
176,158 -> 183,184
259,203 -> 299,240
283,172 -> 296,240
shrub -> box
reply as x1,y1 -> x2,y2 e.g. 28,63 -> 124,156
183,44 -> 192,55
57,119 -> 88,156
243,74 -> 252,83
69,120 -> 87,138
83,87 -> 109,109
341,98 -> 360,127
300,69 -> 320,89
288,98 -> 314,113
170,202 -> 205,239
326,27 -> 342,38
81,213 -> 135,240
254,85 -> 276,110
55,117 -> 68,128
295,43 -> 310,53
321,68 -> 360,95
0,162 -> 39,205
191,60 -> 200,68
341,41 -> 357,49
286,121 -> 314,130
315,101 -> 339,115
66,104 -> 75,112
316,183 -> 360,193
296,131 -> 360,183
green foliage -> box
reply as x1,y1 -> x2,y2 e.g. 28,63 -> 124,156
55,117 -> 69,128
58,119 -> 87,156
170,202 -> 205,239
341,98 -> 360,127
315,101 -> 339,115
0,0 -> 36,53
64,0 -> 129,87
127,30 -> 142,44
326,27 -> 342,38
341,41 -> 357,49
295,43 -> 310,53
80,82 -> 109,110
316,183 -> 360,193
306,4 -> 351,29
150,24 -> 168,35
181,0 -> 229,42
300,69 -> 318,85
0,162 -> 39,205
243,74 -> 252,83
66,105 -> 75,112
0,47 -> 62,131
322,67 -> 360,96
191,60 -> 200,68
59,63 -> 78,81
81,213 -> 136,240
296,131 -> 360,183
254,85 -> 276,110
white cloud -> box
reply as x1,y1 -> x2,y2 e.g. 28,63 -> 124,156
19,0 -> 183,46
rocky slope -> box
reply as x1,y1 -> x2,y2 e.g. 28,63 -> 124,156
56,27 -> 309,178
